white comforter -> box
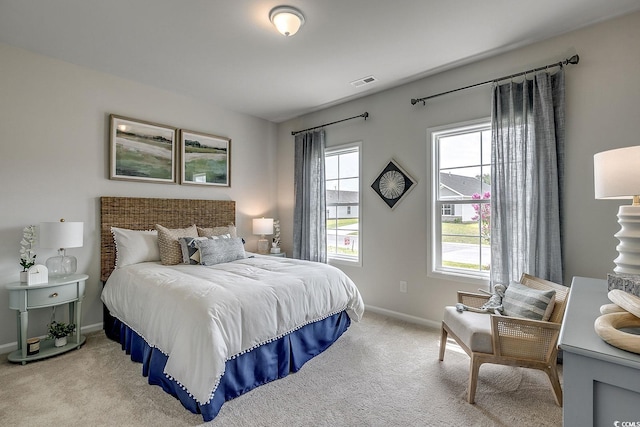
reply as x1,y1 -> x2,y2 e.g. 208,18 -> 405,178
101,255 -> 364,404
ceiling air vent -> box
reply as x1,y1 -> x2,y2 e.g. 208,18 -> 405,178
350,75 -> 377,88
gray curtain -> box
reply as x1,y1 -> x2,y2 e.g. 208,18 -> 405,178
490,69 -> 565,285
293,130 -> 327,262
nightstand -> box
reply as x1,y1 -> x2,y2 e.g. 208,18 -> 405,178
6,273 -> 87,364
267,252 -> 286,257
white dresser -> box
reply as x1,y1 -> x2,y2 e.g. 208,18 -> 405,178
559,276 -> 640,426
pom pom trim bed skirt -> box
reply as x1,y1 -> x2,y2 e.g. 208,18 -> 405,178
110,311 -> 351,421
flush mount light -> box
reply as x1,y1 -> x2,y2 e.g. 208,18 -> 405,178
269,6 -> 305,37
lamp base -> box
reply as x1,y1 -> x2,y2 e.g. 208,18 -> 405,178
257,239 -> 269,254
613,205 -> 640,275
46,252 -> 77,277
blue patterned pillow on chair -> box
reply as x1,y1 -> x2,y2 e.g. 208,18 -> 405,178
502,281 -> 556,321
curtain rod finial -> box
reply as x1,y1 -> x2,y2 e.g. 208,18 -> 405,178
566,54 -> 579,65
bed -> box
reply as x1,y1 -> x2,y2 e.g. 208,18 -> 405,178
99,196 -> 364,421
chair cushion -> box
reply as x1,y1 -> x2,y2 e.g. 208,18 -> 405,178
443,306 -> 493,354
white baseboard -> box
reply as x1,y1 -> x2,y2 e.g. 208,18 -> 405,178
0,322 -> 104,355
82,322 -> 104,335
365,305 -> 441,330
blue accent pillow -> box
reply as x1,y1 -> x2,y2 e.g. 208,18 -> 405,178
502,281 -> 556,321
179,235 -> 230,264
196,237 -> 246,266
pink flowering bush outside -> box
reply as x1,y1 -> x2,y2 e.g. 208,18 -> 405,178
471,192 -> 490,243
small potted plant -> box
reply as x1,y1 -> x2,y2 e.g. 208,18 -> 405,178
48,321 -> 76,347
19,225 -> 37,282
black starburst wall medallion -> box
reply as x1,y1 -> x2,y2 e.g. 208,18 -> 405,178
371,159 -> 416,209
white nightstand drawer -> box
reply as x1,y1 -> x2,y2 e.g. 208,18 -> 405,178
27,284 -> 78,308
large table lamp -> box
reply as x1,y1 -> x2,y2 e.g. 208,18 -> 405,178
594,146 -> 640,275
253,218 -> 273,254
39,219 -> 84,277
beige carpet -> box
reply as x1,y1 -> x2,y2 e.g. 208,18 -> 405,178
0,312 -> 562,426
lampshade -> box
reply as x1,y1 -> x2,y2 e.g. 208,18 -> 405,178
594,146 -> 640,201
594,146 -> 640,276
40,221 -> 84,249
253,218 -> 274,236
269,6 -> 305,37
39,220 -> 83,277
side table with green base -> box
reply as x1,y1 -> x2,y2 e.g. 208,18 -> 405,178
6,273 -> 87,364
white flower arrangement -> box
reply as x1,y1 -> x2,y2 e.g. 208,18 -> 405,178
272,220 -> 281,247
20,225 -> 37,272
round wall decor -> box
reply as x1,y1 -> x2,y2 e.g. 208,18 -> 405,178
371,159 -> 416,209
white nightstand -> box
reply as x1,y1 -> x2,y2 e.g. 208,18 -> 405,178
267,252 -> 286,257
6,274 -> 88,364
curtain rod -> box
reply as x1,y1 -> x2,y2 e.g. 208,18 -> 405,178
410,54 -> 579,106
291,112 -> 369,136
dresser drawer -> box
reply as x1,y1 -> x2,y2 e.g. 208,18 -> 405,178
27,283 -> 78,308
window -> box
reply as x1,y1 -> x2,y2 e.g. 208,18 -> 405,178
430,119 -> 491,280
325,142 -> 361,264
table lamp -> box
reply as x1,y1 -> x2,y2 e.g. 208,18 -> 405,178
39,219 -> 84,277
594,146 -> 640,275
253,218 -> 273,254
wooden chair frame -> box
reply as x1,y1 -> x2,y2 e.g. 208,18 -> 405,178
439,274 -> 569,406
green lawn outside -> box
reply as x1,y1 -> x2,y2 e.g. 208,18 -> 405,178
442,222 -> 489,245
327,218 -> 358,228
443,260 -> 490,271
327,246 -> 358,256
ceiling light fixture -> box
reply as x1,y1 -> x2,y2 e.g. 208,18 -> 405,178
269,6 -> 305,37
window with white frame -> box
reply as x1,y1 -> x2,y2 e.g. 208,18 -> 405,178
441,204 -> 453,216
325,142 -> 361,263
430,119 -> 491,279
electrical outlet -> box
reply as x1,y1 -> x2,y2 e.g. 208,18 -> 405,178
399,281 -> 408,293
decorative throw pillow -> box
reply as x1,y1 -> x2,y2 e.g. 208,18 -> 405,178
111,227 -> 160,268
178,234 -> 231,264
197,225 -> 237,238
196,237 -> 246,266
156,224 -> 198,265
502,281 -> 556,321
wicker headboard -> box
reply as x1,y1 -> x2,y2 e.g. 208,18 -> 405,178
100,196 -> 236,281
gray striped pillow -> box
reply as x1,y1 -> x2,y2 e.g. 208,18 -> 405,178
502,281 -> 556,321
196,237 -> 246,266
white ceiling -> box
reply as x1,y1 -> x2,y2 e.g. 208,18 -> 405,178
1,1 -> 639,122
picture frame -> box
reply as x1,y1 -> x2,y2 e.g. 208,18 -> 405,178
109,115 -> 177,183
371,159 -> 416,209
180,129 -> 231,187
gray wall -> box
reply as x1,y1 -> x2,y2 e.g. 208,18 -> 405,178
0,43 -> 278,350
276,12 -> 640,325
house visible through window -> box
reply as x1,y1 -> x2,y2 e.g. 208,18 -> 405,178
325,142 -> 361,263
430,119 -> 491,280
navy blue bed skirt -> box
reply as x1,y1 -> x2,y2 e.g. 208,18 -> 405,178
109,311 -> 351,421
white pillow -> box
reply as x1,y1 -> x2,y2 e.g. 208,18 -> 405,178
111,227 -> 160,268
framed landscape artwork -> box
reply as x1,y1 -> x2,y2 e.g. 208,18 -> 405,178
180,129 -> 231,187
371,159 -> 416,209
109,115 -> 177,183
